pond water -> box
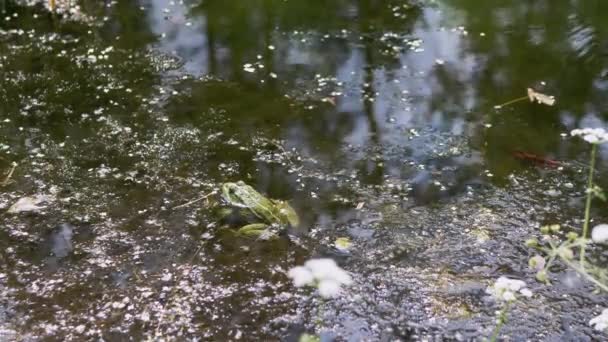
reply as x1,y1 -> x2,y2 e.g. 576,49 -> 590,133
1,0 -> 608,340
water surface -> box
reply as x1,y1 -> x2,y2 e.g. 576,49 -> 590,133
1,0 -> 608,340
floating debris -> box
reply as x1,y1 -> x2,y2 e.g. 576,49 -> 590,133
7,194 -> 53,214
512,151 -> 562,168
527,88 -> 556,106
494,87 -> 556,109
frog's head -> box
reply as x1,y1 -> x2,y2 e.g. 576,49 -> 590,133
221,181 -> 239,202
221,181 -> 250,207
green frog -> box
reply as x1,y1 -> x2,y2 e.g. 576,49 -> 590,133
219,181 -> 300,238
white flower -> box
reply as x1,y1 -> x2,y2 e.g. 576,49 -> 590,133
592,224 -> 608,243
305,259 -> 352,285
318,279 -> 341,298
502,291 -> 516,302
486,276 -> 532,303
288,266 -> 314,287
305,259 -> 339,280
590,309 -> 608,332
519,288 -> 533,298
287,258 -> 353,298
571,128 -> 608,145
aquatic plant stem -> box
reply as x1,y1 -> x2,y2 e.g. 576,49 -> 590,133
315,297 -> 325,327
490,301 -> 511,342
494,96 -> 528,109
1,162 -> 16,186
561,257 -> 608,292
580,144 -> 597,265
171,190 -> 217,210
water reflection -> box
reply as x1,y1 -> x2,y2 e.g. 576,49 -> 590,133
2,0 -> 607,220
39,223 -> 74,271
145,1 -> 481,206
151,0 -> 608,187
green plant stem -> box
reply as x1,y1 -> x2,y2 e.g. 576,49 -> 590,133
490,301 -> 511,342
315,298 -> 325,327
171,190 -> 217,210
561,257 -> 608,292
580,144 -> 598,265
494,96 -> 528,109
543,252 -> 557,271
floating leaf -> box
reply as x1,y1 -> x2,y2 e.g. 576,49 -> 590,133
334,237 -> 352,251
299,333 -> 320,342
527,88 -> 556,106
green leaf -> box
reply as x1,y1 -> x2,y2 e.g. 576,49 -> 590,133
334,237 -> 352,251
592,184 -> 606,201
299,333 -> 321,342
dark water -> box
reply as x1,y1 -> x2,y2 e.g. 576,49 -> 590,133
1,0 -> 608,340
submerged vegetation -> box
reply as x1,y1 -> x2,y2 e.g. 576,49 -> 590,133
1,0 -> 608,340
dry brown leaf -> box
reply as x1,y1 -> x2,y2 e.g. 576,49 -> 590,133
527,88 -> 556,106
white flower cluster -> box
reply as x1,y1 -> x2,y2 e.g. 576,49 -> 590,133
590,309 -> 608,332
288,258 -> 353,298
486,277 -> 532,302
571,128 -> 608,144
592,224 -> 608,243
